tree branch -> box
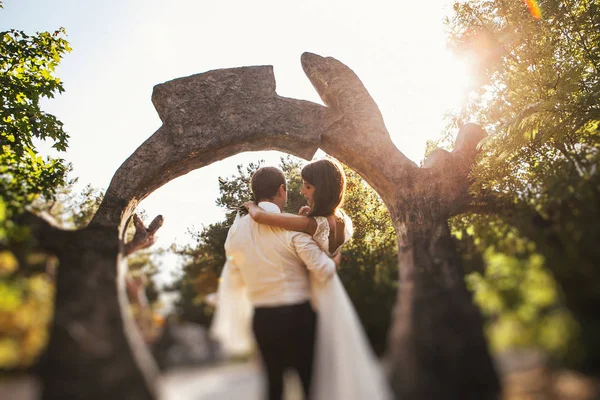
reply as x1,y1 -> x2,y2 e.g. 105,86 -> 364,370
123,214 -> 164,257
423,123 -> 485,168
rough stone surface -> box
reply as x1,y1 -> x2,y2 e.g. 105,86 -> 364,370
300,53 -> 499,399
27,53 -> 500,400
91,65 -> 331,229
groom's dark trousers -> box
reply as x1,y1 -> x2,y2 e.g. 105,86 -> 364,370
253,301 -> 316,400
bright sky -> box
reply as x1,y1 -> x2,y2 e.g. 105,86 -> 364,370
2,0 -> 470,282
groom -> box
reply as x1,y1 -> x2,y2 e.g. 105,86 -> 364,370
224,166 -> 340,400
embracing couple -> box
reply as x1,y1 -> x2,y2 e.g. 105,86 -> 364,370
211,159 -> 391,400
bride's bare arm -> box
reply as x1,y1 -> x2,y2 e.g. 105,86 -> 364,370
243,201 -> 317,235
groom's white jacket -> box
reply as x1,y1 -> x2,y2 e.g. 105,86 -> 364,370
224,201 -> 336,307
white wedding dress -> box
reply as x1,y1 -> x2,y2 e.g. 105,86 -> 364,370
210,213 -> 392,400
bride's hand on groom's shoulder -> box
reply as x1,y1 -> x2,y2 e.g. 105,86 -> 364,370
242,201 -> 256,210
298,206 -> 310,216
243,201 -> 260,220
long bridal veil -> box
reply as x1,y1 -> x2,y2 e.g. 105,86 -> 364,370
310,275 -> 393,400
209,261 -> 254,356
209,212 -> 255,356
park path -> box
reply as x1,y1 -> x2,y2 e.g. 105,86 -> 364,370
0,362 -> 302,400
2,355 -> 598,399
160,361 -> 303,400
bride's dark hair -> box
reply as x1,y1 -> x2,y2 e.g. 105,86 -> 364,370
301,158 -> 346,217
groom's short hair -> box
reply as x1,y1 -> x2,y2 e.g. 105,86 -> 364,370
251,166 -> 286,202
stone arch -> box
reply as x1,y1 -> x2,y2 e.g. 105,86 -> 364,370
29,53 -> 500,400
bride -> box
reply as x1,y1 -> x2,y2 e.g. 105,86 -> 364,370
211,158 -> 392,400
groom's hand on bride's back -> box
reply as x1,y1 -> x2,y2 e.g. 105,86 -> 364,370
333,252 -> 342,268
298,206 -> 310,216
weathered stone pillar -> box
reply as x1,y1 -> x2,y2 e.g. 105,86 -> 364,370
301,53 -> 500,399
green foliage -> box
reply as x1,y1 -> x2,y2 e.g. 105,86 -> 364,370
1,27 -> 72,216
0,16 -> 73,370
446,0 -> 600,211
0,178 -> 103,370
336,166 -> 398,354
445,0 -> 600,368
170,156 -> 398,354
34,174 -> 161,307
0,177 -> 165,369
0,270 -> 54,369
28,172 -> 104,228
467,251 -> 577,355
452,214 -> 579,359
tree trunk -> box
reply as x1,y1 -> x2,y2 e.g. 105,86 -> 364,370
39,226 -> 157,400
301,53 -> 499,398
388,217 -> 500,400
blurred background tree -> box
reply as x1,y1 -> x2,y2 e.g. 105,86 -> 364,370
0,8 -> 71,371
168,156 -> 398,355
0,3 -> 163,368
0,22 -> 71,220
1,172 -> 163,370
439,0 -> 600,372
